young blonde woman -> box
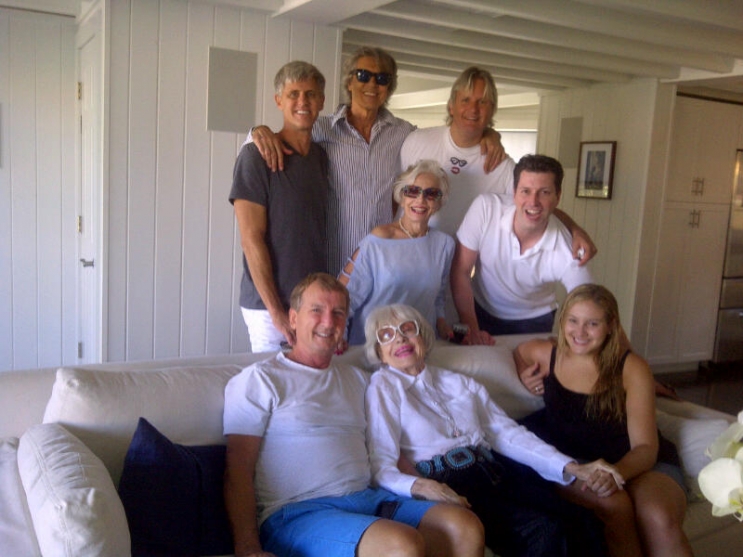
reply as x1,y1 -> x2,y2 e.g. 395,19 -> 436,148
514,284 -> 692,557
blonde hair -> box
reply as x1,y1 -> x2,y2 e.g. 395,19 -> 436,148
446,66 -> 497,127
556,284 -> 626,422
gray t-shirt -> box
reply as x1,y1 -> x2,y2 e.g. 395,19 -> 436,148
230,142 -> 329,310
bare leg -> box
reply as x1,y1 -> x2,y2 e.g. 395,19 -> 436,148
557,481 -> 642,557
418,504 -> 485,557
357,519 -> 425,557
626,471 -> 693,557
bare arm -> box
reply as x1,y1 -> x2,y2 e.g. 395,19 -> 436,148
553,208 -> 597,266
250,126 -> 292,172
479,128 -> 507,173
513,339 -> 553,393
224,434 -> 276,557
613,353 -> 660,481
450,241 -> 494,345
234,199 -> 295,346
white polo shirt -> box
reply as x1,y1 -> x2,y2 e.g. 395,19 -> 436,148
457,193 -> 592,320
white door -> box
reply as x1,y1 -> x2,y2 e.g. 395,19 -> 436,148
76,22 -> 102,363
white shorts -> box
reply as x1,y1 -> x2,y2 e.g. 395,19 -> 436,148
241,308 -> 285,353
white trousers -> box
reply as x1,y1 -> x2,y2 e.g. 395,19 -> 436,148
241,307 -> 285,353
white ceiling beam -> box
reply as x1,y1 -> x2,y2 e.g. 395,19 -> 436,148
430,0 -> 743,59
271,0 -> 394,23
388,87 -> 540,110
575,0 -> 743,33
376,0 -> 734,74
344,29 -> 632,83
342,12 -> 679,78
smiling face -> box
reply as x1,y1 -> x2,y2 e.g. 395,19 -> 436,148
377,318 -> 426,376
513,170 -> 561,237
288,281 -> 347,368
347,56 -> 389,113
562,300 -> 612,356
448,78 -> 494,146
275,78 -> 324,132
400,172 -> 442,226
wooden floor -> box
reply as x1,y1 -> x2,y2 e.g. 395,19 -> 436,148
659,362 -> 743,416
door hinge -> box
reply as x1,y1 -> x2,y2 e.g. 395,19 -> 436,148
77,82 -> 82,100
78,342 -> 83,359
77,215 -> 83,233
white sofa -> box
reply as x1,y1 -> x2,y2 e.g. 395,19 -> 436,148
0,336 -> 740,557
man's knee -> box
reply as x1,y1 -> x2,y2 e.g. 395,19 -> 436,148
358,519 -> 425,557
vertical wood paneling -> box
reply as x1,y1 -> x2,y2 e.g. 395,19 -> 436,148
36,20 -> 63,366
106,0 -> 132,362
153,0 -> 187,359
179,1 -> 212,356
0,12 -> 12,368
262,17 -> 290,132
126,0 -> 159,360
10,18 -> 38,370
206,6 -> 242,355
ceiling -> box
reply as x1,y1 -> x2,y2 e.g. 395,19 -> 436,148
13,0 -> 743,116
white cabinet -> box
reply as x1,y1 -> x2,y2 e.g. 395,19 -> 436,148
666,96 -> 742,204
646,203 -> 730,365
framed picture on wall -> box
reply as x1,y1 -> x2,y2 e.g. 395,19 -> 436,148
576,141 -> 616,199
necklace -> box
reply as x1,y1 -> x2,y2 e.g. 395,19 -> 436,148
398,218 -> 428,239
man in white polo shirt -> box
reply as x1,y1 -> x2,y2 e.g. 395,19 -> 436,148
451,154 -> 592,345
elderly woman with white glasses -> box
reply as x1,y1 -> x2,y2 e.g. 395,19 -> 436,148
338,160 -> 454,345
364,303 -> 622,557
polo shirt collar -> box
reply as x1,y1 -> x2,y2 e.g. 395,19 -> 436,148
503,207 -> 560,256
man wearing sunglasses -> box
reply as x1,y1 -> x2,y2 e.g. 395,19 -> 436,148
244,47 -> 506,278
400,67 -> 596,267
230,62 -> 329,353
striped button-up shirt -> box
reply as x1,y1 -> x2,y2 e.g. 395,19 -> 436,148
314,105 -> 415,275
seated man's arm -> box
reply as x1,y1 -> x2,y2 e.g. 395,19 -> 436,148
224,434 -> 276,557
234,199 -> 295,346
553,208 -> 597,266
450,241 -> 494,346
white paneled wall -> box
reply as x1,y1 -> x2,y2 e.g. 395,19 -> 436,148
537,79 -> 672,342
105,0 -> 343,362
0,9 -> 76,372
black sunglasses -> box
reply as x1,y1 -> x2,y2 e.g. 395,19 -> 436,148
402,185 -> 443,202
352,68 -> 392,86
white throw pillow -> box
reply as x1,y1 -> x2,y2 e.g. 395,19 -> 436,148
428,343 -> 544,420
0,437 -> 41,557
655,410 -> 731,495
18,424 -> 130,557
42,364 -> 243,484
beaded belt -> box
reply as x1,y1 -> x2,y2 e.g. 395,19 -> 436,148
415,445 -> 500,484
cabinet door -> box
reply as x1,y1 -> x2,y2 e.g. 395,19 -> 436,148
666,97 -> 741,204
646,204 -> 730,365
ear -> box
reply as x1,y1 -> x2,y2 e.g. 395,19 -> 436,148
288,308 -> 298,330
274,93 -> 282,108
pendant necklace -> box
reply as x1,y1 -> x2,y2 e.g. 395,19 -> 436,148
398,218 -> 427,239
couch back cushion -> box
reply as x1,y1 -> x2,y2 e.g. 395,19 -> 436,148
42,364 -> 244,485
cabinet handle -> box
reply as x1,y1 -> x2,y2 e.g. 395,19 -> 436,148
691,178 -> 705,195
688,210 -> 701,228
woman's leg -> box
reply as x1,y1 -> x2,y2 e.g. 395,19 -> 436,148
626,471 -> 693,557
557,480 -> 642,557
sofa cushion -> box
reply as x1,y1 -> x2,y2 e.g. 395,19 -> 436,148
655,410 -> 731,495
17,423 -> 130,557
42,364 -> 243,484
427,343 -> 544,420
0,437 -> 41,556
119,417 -> 233,557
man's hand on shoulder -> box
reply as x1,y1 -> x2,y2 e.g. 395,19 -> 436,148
480,128 -> 507,173
252,126 -> 291,172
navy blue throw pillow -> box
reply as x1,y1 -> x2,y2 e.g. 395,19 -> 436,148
118,417 -> 233,557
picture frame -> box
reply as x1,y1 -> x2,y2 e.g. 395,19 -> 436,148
576,141 -> 616,199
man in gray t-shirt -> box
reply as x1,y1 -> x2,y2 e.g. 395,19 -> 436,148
230,61 -> 329,352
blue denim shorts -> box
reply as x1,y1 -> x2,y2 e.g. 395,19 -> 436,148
259,487 -> 436,557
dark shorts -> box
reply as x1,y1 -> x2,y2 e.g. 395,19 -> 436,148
259,487 -> 436,557
475,301 -> 556,336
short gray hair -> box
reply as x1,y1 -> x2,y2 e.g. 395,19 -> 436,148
274,61 -> 326,96
392,159 -> 450,206
364,304 -> 435,366
446,66 -> 497,127
341,46 -> 398,106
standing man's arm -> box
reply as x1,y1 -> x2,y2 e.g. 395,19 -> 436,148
224,434 -> 276,557
450,241 -> 494,346
234,199 -> 295,346
553,208 -> 597,266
